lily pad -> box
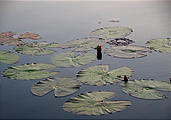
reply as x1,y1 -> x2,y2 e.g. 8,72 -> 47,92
51,52 -> 96,67
31,77 -> 80,97
63,91 -> 131,115
0,32 -> 18,38
18,32 -> 41,40
89,26 -> 133,39
3,63 -> 58,80
0,50 -> 19,64
14,42 -> 59,55
61,37 -> 105,52
0,32 -> 24,46
121,79 -> 171,99
104,45 -> 149,58
146,38 -> 171,53
77,65 -> 133,86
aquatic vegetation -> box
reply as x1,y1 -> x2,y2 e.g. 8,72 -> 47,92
18,32 -> 41,40
51,52 -> 96,67
104,45 -> 149,58
3,63 -> 58,80
0,50 -> 19,64
31,77 -> 80,97
63,91 -> 131,115
61,37 -> 105,52
121,79 -> 171,99
106,38 -> 134,46
14,42 -> 59,55
146,38 -> 171,53
89,26 -> 133,39
0,32 -> 23,46
77,65 -> 133,86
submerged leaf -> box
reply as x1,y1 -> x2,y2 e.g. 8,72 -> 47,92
77,65 -> 133,86
0,50 -> 19,64
51,52 -> 96,67
61,37 -> 105,52
104,45 -> 149,58
146,38 -> 171,53
3,63 -> 58,80
18,32 -> 41,40
14,42 -> 59,55
89,26 -> 133,39
63,91 -> 131,115
106,38 -> 134,46
121,79 -> 171,99
31,77 -> 80,97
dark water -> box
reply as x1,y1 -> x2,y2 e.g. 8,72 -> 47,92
0,1 -> 171,119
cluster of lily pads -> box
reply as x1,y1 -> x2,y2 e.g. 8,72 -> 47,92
0,26 -> 171,116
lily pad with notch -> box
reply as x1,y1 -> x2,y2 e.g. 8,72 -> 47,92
0,50 -> 19,64
89,26 -> 133,39
104,45 -> 149,58
2,63 -> 58,80
61,37 -> 105,52
31,77 -> 80,97
51,52 -> 96,67
77,65 -> 133,86
14,42 -> 60,55
121,79 -> 171,99
146,38 -> 171,53
63,91 -> 131,116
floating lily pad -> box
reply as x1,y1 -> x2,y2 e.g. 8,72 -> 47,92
146,38 -> 171,53
0,50 -> 19,64
14,42 -> 59,55
106,38 -> 134,46
51,52 -> 96,67
0,32 -> 18,38
63,91 -> 131,115
77,65 -> 133,86
104,45 -> 149,58
89,26 -> 133,39
18,32 -> 41,40
31,77 -> 80,97
61,37 -> 105,52
3,63 -> 58,80
121,79 -> 171,99
0,32 -> 23,46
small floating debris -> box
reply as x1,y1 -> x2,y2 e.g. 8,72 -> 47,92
108,19 -> 119,23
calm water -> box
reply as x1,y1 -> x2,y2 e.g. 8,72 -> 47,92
0,1 -> 171,119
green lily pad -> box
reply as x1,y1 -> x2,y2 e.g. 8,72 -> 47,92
51,52 -> 96,67
63,91 -> 131,115
89,26 -> 133,39
18,32 -> 41,40
146,38 -> 171,53
77,65 -> 133,86
61,37 -> 105,52
31,77 -> 80,97
0,50 -> 19,64
3,63 -> 58,80
14,42 -> 59,55
121,79 -> 171,99
104,45 -> 149,58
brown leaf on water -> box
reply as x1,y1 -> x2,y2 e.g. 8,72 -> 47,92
0,32 -> 23,46
18,32 -> 41,40
108,19 -> 119,23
